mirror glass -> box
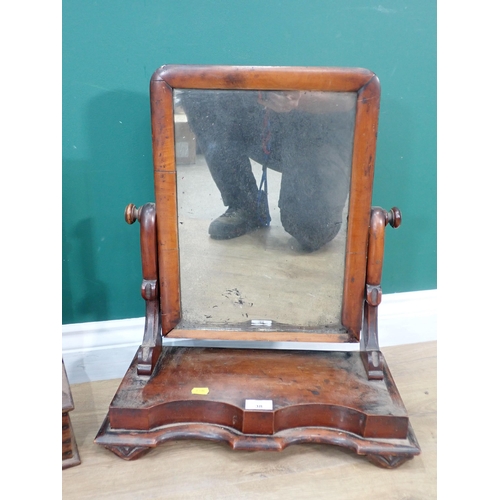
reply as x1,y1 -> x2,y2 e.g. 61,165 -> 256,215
174,89 -> 356,333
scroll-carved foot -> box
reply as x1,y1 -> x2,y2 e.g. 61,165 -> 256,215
360,351 -> 384,380
366,453 -> 412,469
104,444 -> 152,461
137,344 -> 162,376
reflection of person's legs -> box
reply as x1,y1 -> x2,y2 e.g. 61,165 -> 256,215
180,91 -> 268,239
278,111 -> 354,251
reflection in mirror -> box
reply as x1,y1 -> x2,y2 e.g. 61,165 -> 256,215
174,89 -> 356,333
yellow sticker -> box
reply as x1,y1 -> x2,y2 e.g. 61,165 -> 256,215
191,387 -> 209,395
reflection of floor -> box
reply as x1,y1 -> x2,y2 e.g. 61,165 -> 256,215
176,156 -> 348,333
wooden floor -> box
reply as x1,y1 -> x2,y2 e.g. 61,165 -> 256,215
62,341 -> 436,499
176,159 -> 347,332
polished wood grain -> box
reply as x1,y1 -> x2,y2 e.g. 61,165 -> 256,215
360,206 -> 400,379
65,341 -> 437,499
125,203 -> 163,376
105,348 -> 409,438
150,78 -> 181,332
152,65 -> 375,92
341,74 -> 381,338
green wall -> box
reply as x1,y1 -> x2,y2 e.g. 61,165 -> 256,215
62,0 -> 436,325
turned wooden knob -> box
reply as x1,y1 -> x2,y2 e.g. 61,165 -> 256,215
124,203 -> 140,224
386,207 -> 402,228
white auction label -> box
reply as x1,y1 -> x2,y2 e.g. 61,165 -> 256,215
245,399 -> 273,410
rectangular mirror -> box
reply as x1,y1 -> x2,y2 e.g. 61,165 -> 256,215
150,66 -> 380,342
174,89 -> 356,334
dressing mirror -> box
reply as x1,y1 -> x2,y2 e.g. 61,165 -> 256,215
95,65 -> 420,468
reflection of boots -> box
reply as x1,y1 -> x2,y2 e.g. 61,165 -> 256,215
208,206 -> 269,240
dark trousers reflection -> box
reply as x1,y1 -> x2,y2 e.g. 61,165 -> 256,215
179,90 -> 355,251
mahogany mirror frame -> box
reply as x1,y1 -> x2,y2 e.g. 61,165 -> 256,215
150,65 -> 380,343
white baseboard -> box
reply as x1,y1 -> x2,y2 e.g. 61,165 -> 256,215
62,289 -> 437,384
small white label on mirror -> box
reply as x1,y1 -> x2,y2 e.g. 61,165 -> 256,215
251,320 -> 273,327
245,399 -> 273,410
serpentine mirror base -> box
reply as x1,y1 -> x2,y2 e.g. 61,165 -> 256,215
95,346 -> 420,468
